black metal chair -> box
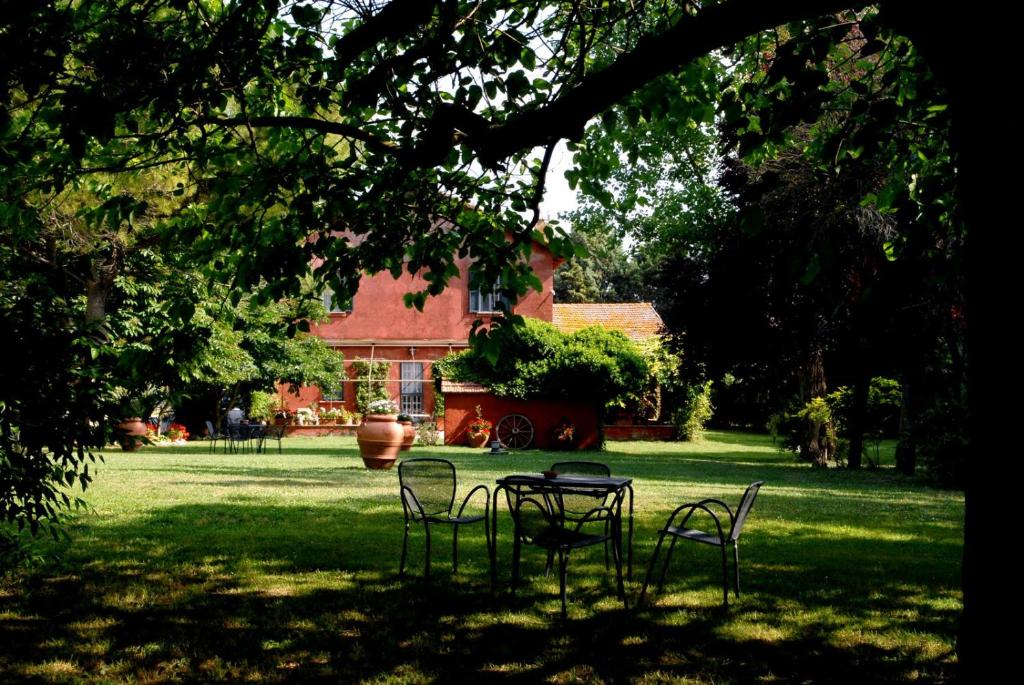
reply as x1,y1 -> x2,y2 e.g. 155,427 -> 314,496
505,480 -> 626,618
639,481 -> 765,607
205,420 -> 227,453
398,458 -> 490,579
548,461 -> 613,571
259,424 -> 285,453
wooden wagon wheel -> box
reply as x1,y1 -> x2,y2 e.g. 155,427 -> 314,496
496,414 -> 534,450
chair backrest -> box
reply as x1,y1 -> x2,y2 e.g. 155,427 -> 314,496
550,461 -> 610,477
505,486 -> 562,543
265,424 -> 285,439
729,481 -> 765,541
398,458 -> 457,518
550,461 -> 611,518
205,420 -> 216,437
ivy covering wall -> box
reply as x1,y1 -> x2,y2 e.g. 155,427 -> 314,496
434,318 -> 649,411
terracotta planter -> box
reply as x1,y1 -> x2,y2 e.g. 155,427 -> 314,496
467,430 -> 490,448
115,417 -> 147,451
400,420 -> 415,451
356,414 -> 404,469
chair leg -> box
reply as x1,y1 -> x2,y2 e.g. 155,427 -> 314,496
657,536 -> 679,594
638,531 -> 668,605
603,519 -> 611,571
720,543 -> 729,607
558,549 -> 569,619
511,534 -> 522,594
733,541 -> 741,597
423,521 -> 432,580
544,550 -> 554,577
611,529 -> 627,609
452,525 -> 459,574
399,523 -> 410,577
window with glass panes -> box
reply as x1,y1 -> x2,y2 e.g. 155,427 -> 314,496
320,380 -> 344,401
400,362 -> 424,415
469,278 -> 513,313
321,288 -> 353,313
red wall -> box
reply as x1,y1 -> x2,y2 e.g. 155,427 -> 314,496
280,243 -> 559,417
444,392 -> 600,450
311,247 -> 556,342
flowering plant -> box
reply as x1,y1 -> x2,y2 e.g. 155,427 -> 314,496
552,418 -> 575,447
366,399 -> 398,415
165,423 -> 190,441
468,404 -> 491,433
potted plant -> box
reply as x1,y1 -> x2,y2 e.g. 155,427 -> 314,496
397,413 -> 415,451
320,407 -> 344,425
467,404 -> 492,448
356,399 -> 403,469
551,417 -> 576,450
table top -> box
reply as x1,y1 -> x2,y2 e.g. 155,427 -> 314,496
496,473 -> 632,490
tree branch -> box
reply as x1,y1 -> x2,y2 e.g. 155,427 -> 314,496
468,0 -> 873,166
204,116 -> 402,157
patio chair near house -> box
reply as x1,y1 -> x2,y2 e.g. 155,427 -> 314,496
205,420 -> 227,454
259,424 -> 285,453
639,481 -> 765,607
398,458 -> 490,579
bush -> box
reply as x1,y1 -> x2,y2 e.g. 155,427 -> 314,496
826,377 -> 902,439
434,318 -> 649,412
416,421 -> 441,446
915,395 -> 968,487
675,381 -> 714,441
350,360 -> 391,413
248,390 -> 278,422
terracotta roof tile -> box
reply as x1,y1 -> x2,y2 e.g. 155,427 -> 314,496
552,303 -> 664,340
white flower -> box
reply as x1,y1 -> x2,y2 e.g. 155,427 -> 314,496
366,399 -> 397,414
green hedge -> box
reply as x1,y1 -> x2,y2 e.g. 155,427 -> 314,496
434,318 -> 648,409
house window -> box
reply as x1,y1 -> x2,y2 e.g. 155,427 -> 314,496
469,279 -> 513,313
322,288 -> 353,314
320,381 -> 345,402
400,362 -> 424,415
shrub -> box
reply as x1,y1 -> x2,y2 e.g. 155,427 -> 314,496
248,391 -> 278,422
915,394 -> 968,486
416,421 -> 441,446
434,318 -> 649,412
675,381 -> 714,441
350,359 -> 391,414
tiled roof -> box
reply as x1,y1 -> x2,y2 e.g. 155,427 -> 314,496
440,380 -> 490,394
552,303 -> 664,340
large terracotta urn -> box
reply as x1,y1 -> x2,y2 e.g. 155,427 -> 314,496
399,420 -> 415,451
115,417 -> 147,451
356,414 -> 404,469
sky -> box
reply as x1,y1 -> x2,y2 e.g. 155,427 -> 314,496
537,141 -> 579,225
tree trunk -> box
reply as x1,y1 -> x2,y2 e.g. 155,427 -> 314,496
847,370 -> 869,469
798,349 -> 830,466
886,7 -> 1008,677
894,374 -> 917,476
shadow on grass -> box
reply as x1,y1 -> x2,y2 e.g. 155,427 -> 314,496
1,499 -> 958,683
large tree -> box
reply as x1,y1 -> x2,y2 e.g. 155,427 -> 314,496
1,0 -> 1005,674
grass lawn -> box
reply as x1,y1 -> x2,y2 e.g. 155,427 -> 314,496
0,431 -> 962,683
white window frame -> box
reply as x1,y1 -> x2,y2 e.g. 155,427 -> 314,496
322,288 -> 353,314
399,362 -> 425,415
469,278 -> 512,314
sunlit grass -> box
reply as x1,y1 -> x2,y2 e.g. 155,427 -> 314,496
0,433 -> 962,682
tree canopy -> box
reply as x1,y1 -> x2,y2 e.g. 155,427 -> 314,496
0,0 -> 1008,671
